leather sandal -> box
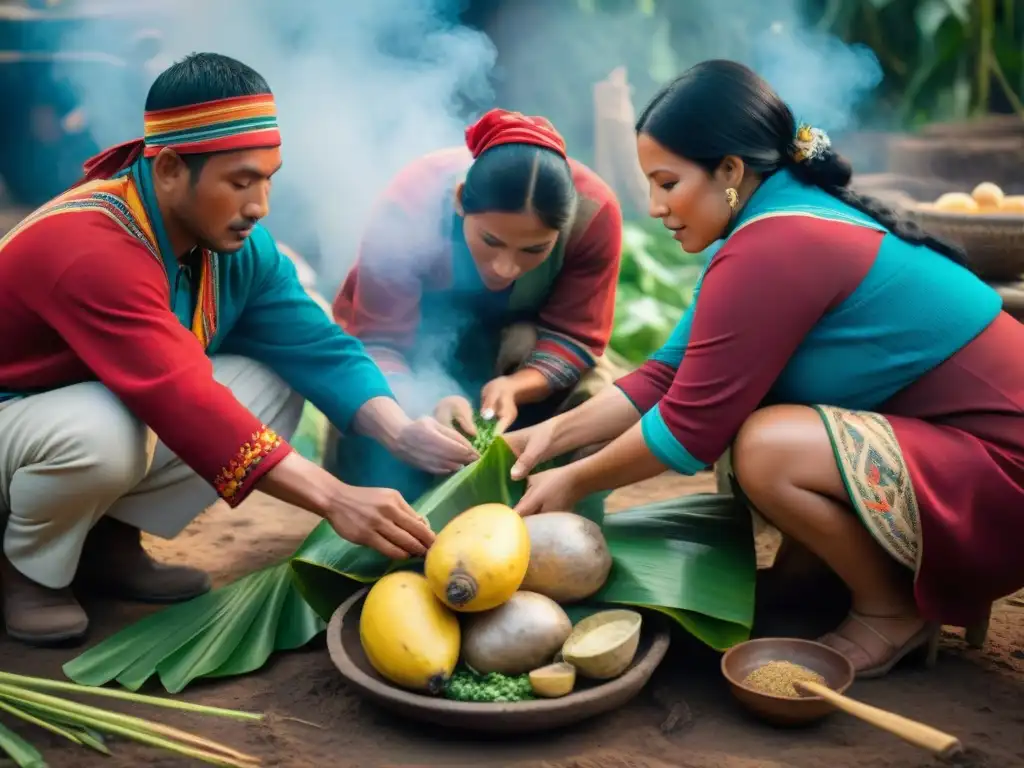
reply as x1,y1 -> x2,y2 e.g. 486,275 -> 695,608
820,611 -> 940,679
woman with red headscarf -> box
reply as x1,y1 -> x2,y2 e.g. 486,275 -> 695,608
330,109 -> 624,501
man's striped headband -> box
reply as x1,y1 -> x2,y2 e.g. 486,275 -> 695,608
142,93 -> 281,156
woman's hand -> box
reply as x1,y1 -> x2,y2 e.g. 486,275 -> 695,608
393,416 -> 479,474
514,465 -> 583,516
504,419 -> 561,480
433,395 -> 477,435
479,376 -> 518,434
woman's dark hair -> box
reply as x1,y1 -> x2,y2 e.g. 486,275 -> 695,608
461,144 -> 577,231
636,59 -> 968,265
145,52 -> 272,180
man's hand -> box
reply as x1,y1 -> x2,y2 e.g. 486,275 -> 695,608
480,376 -> 519,434
257,452 -> 435,560
328,485 -> 435,560
434,395 -> 477,435
393,416 -> 479,474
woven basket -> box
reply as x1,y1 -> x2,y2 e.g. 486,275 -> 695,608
888,136 -> 1024,195
906,204 -> 1024,282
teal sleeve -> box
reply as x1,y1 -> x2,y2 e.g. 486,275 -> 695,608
221,229 -> 394,432
637,259 -> 714,474
613,259 -> 714,412
640,403 -> 708,475
650,302 -> 693,368
650,256 -> 714,367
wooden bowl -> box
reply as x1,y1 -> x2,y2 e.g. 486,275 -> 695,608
720,638 -> 855,727
907,203 -> 1024,282
326,587 -> 671,734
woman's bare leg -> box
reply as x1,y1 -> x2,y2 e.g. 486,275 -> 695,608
732,404 -> 930,673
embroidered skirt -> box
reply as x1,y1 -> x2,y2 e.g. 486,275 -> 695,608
814,313 -> 1024,626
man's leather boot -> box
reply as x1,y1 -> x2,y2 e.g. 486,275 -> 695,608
1,556 -> 88,646
77,516 -> 211,603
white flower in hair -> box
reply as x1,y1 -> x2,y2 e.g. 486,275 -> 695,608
793,123 -> 831,163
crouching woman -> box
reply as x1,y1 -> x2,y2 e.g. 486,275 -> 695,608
505,59 -> 1024,679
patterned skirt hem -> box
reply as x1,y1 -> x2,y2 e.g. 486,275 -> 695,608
814,405 -> 923,574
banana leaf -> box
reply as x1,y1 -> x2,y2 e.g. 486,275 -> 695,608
289,401 -> 329,464
0,719 -> 46,768
64,439 -> 755,693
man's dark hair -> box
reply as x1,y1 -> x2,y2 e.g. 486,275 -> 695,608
145,52 -> 273,181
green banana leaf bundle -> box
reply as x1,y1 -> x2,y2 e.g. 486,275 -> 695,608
63,439 -> 756,694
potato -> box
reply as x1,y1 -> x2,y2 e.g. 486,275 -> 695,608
934,192 -> 979,213
461,591 -> 572,676
521,512 -> 613,603
972,182 -> 1005,210
999,195 -> 1024,214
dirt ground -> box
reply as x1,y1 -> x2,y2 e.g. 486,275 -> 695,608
3,472 -> 1024,768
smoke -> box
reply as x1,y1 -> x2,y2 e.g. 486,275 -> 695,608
41,0 -> 884,415
51,0 -> 496,409
58,0 -> 496,292
748,22 -> 885,137
656,0 -> 884,134
486,0 -> 883,167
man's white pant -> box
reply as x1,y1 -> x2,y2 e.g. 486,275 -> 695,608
0,356 -> 303,590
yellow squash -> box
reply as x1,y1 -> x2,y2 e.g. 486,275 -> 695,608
359,572 -> 460,695
424,503 -> 530,612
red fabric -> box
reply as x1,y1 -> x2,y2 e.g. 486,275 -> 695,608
646,216 -> 877,464
534,193 -> 621,357
616,212 -> 1024,624
617,360 -> 676,412
464,108 -> 567,159
333,146 -> 621,372
141,130 -> 282,159
78,130 -> 285,184
0,208 -> 292,507
79,139 -> 145,184
880,311 -> 1024,625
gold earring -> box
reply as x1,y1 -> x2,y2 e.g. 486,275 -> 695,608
725,188 -> 739,210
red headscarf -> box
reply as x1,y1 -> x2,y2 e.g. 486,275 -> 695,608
464,108 -> 567,159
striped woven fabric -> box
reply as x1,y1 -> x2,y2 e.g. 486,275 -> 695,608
142,94 -> 281,156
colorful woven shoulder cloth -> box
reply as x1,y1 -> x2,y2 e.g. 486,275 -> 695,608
1,176 -> 219,350
0,177 -> 158,258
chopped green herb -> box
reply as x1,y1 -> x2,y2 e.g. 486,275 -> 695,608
456,412 -> 498,454
443,666 -> 534,703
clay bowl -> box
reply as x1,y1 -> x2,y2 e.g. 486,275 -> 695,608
906,203 -> 1024,282
721,638 -> 855,727
326,587 -> 671,734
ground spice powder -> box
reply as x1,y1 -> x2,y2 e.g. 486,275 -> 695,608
742,660 -> 827,698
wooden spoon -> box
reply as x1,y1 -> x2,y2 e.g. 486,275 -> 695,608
795,680 -> 962,758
